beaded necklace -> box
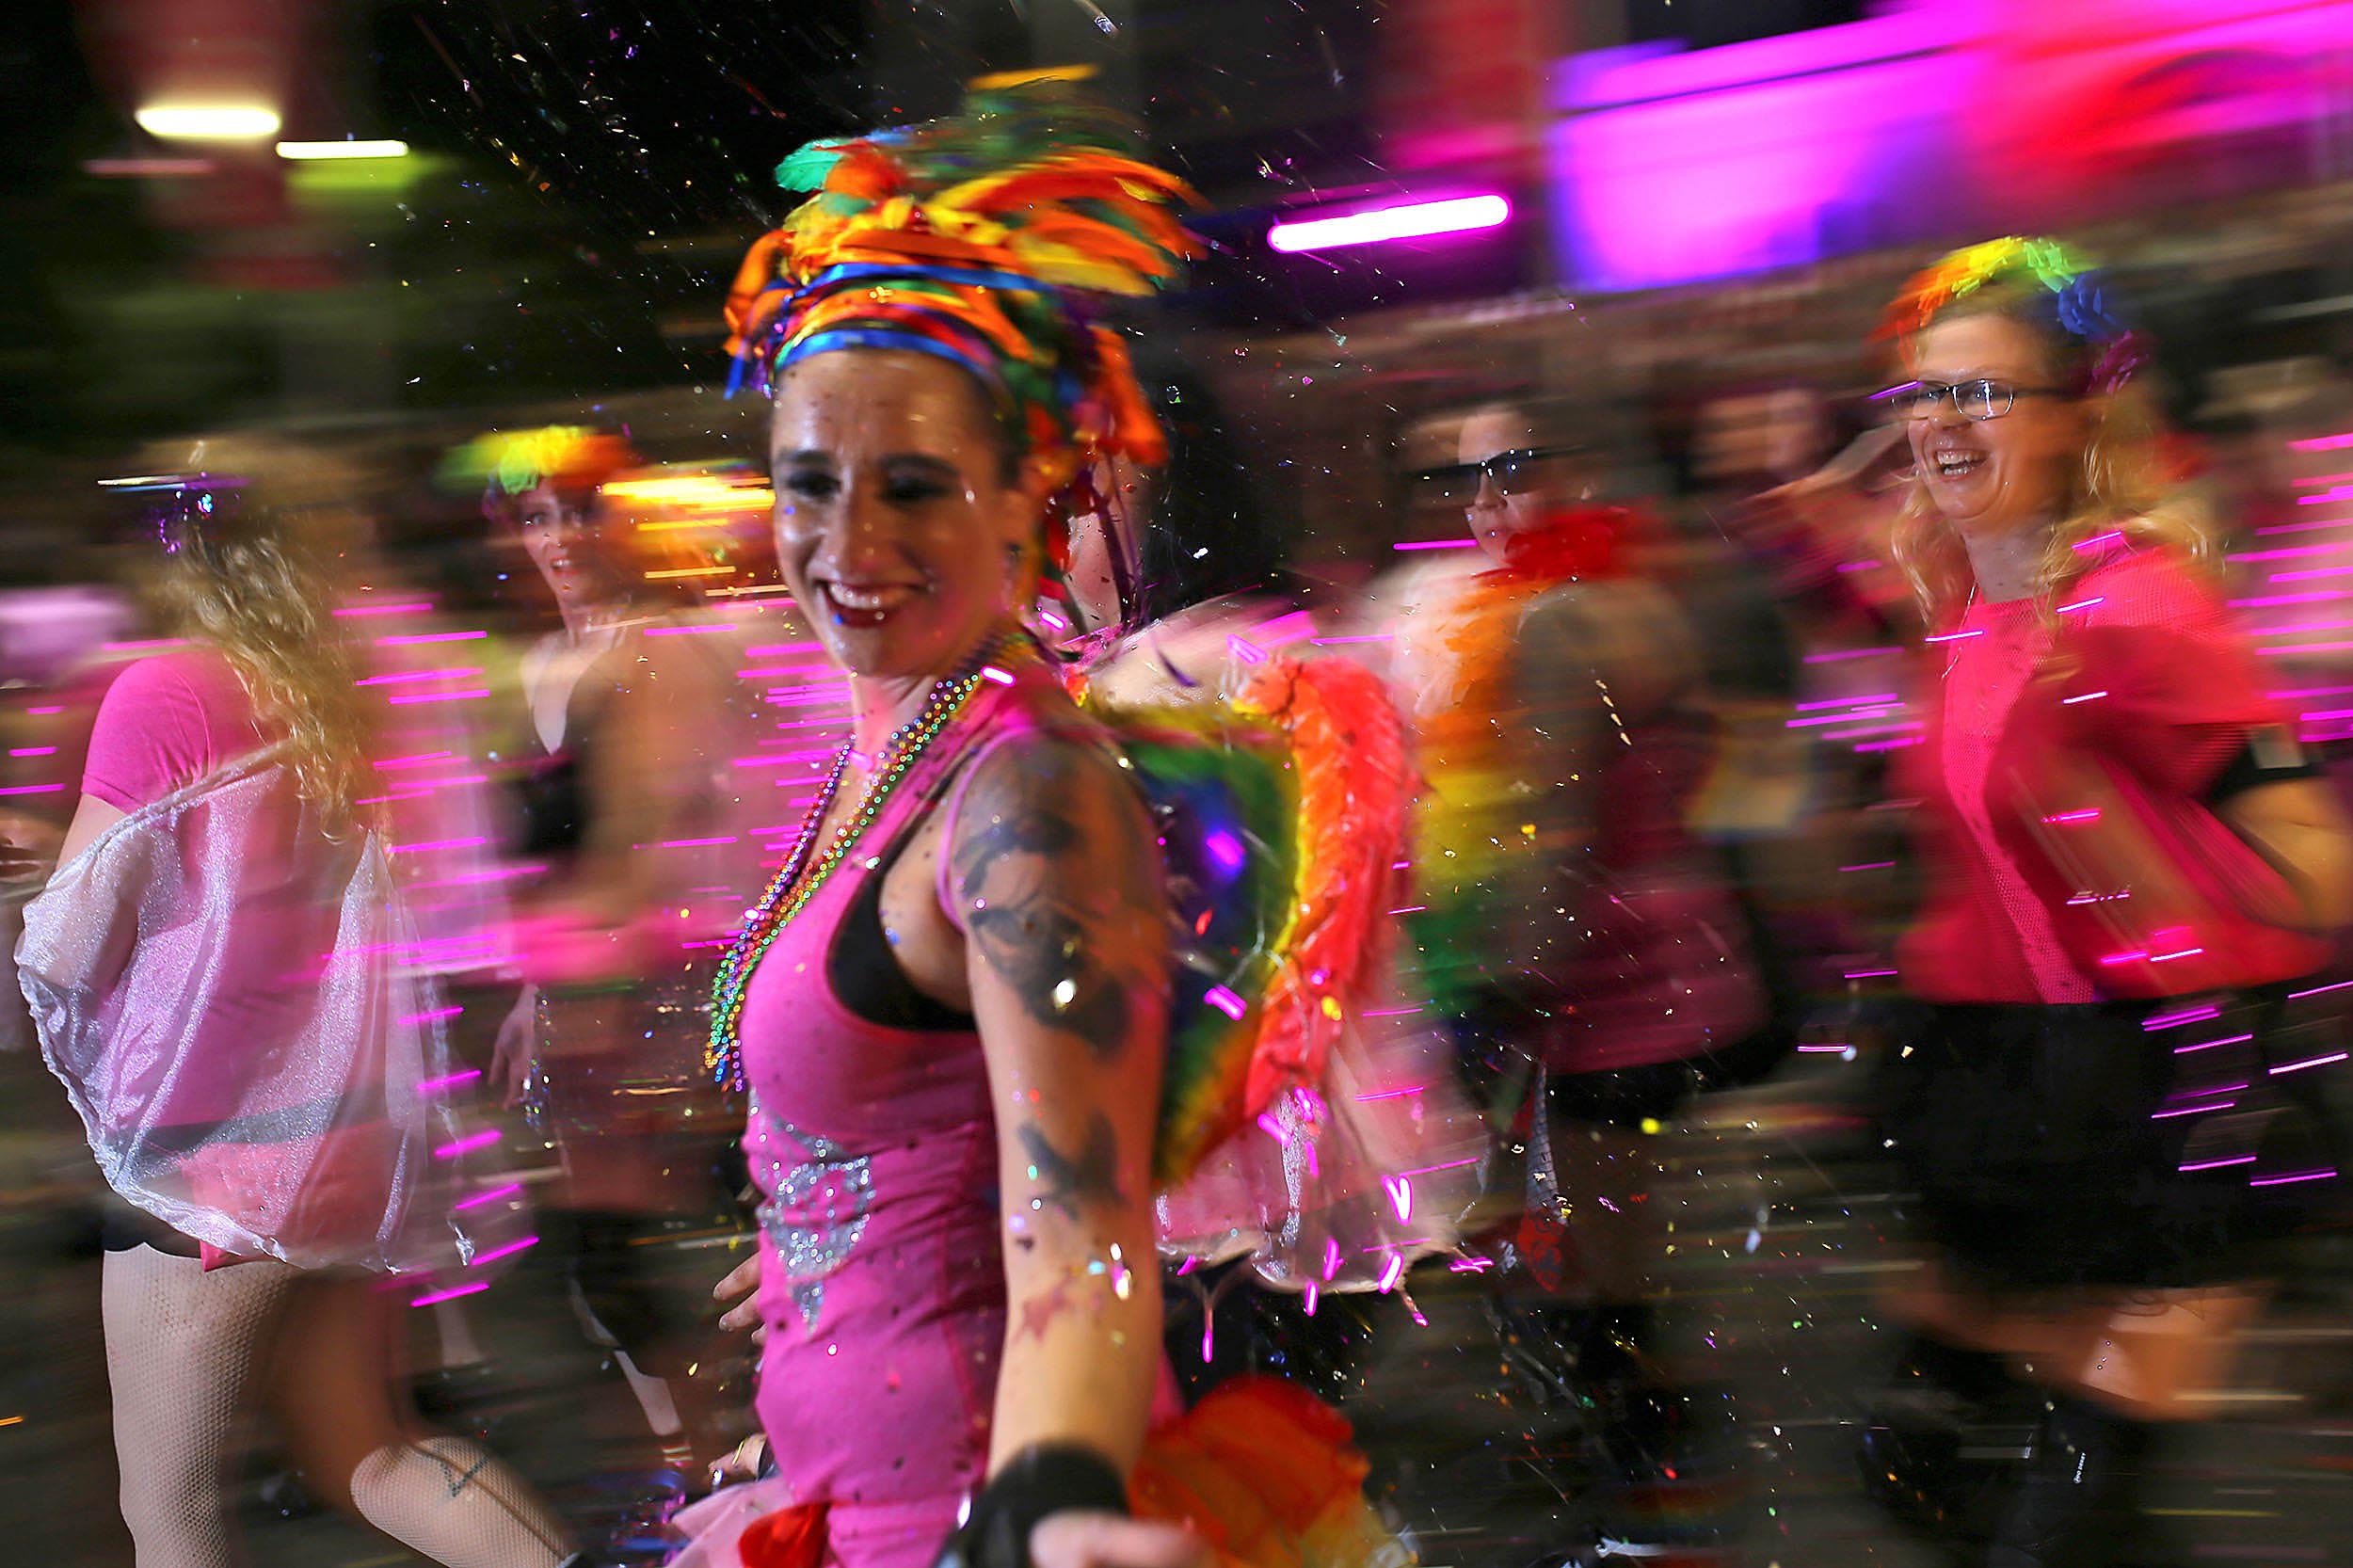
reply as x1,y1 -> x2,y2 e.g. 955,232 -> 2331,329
705,631 -> 1017,1090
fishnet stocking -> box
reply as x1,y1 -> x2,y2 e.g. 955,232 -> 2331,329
102,1243 -> 296,1568
348,1436 -> 570,1568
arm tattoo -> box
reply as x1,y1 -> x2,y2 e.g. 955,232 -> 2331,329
1016,1114 -> 1126,1222
952,770 -> 1145,1060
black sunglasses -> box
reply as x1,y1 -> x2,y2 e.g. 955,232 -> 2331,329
1417,445 -> 1587,504
1872,378 -> 2074,423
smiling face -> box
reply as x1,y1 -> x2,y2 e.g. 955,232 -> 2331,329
1904,311 -> 2088,541
514,483 -> 626,614
771,348 -> 1040,684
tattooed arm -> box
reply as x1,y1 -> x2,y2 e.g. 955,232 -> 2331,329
949,731 -> 1168,1475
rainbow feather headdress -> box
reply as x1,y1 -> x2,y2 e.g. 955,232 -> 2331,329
1878,235 -> 2145,392
443,425 -> 635,506
722,71 -> 1199,497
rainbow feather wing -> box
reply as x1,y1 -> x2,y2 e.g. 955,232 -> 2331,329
1111,716 -> 1296,1186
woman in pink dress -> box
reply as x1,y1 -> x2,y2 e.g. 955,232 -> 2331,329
687,81 -> 1208,1568
1861,239 -> 2353,1566
20,470 -> 574,1567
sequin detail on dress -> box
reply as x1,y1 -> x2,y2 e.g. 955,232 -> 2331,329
747,1093 -> 873,1334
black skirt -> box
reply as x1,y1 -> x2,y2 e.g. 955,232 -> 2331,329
1879,988 -> 2344,1289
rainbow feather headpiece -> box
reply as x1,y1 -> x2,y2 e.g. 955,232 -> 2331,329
1879,235 -> 2145,392
443,425 -> 634,505
722,72 -> 1199,494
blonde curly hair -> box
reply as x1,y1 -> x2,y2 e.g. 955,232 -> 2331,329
136,447 -> 376,831
1884,261 -> 2212,628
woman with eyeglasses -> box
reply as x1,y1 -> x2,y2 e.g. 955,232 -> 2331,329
1391,398 -> 1764,1543
1859,239 -> 2353,1567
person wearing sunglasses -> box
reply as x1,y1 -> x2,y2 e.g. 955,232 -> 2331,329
1388,397 -> 1765,1552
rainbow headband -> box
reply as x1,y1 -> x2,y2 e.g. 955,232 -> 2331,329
1879,236 -> 2146,392
721,74 -> 1198,492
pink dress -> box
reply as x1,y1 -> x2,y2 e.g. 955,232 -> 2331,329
732,667 -> 1070,1567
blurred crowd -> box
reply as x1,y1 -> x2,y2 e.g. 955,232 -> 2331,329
8,23 -> 2353,1568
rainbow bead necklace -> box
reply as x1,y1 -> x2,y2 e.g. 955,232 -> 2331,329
705,632 -> 1016,1091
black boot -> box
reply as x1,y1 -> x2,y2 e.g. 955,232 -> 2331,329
1983,1394 -> 2159,1568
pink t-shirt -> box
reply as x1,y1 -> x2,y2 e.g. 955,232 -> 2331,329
83,649 -> 268,812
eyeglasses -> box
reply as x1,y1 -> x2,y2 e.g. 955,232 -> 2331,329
1873,379 -> 2074,423
1417,446 -> 1586,506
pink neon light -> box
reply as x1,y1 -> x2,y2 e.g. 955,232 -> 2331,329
410,1282 -> 489,1307
357,667 -> 483,687
456,1183 -> 525,1211
469,1236 -> 540,1267
376,630 -> 487,647
388,688 -> 491,706
402,1005 -> 465,1026
434,1129 -> 501,1159
389,837 -> 488,856
2251,1169 -> 2338,1187
2288,431 -> 2353,453
417,1069 -> 482,1095
9,746 -> 55,758
1269,194 -> 1510,253
645,622 -> 737,636
0,783 -> 63,796
2269,1051 -> 2350,1076
333,601 -> 433,617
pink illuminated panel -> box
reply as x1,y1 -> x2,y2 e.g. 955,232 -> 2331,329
1268,195 -> 1511,253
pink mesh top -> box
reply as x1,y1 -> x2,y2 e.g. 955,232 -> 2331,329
1900,544 -> 2287,1004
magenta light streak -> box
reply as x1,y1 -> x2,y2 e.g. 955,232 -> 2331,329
1203,985 -> 1248,1021
1802,647 -> 1902,664
2256,517 -> 2353,535
1845,968 -> 1897,980
2041,808 -> 2100,824
417,1069 -> 482,1095
645,622 -> 737,636
8,746 -> 55,758
410,1282 -> 490,1307
403,1005 -> 465,1026
469,1236 -> 540,1267
1392,538 -> 1480,551
658,836 -> 739,849
2229,543 -> 2349,564
2287,431 -> 2353,453
2291,977 -> 2353,1000
357,666 -> 484,687
2059,690 -> 2109,705
376,750 -> 456,771
0,783 -> 63,796
434,1129 -> 501,1160
2173,1033 -> 2252,1055
2153,1100 -> 2234,1119
2142,1004 -> 2220,1032
1838,861 -> 1895,872
1786,707 -> 1900,728
1794,693 -> 1899,712
376,630 -> 488,647
1851,736 -> 1921,753
1376,1254 -> 1407,1292
1269,194 -> 1510,253
2249,618 -> 2353,637
390,836 -> 488,856
1311,633 -> 1392,646
388,688 -> 491,706
2232,591 -> 2348,609
745,641 -> 821,656
1363,1005 -> 1424,1017
2259,641 -> 2353,656
2055,596 -> 2105,615
26,705 -> 60,715
2270,1051 -> 2350,1076
2269,566 -> 2353,584
2250,1169 -> 2338,1187
1353,1085 -> 1426,1102
1923,629 -> 1981,644
2180,1155 -> 2258,1173
456,1183 -> 525,1212
333,601 -> 433,617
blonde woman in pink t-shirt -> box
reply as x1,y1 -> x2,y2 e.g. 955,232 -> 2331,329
23,471 -> 576,1568
1857,241 -> 2353,1567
